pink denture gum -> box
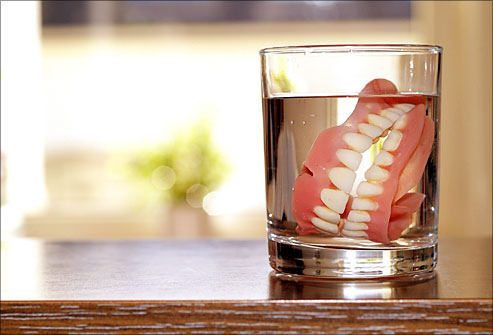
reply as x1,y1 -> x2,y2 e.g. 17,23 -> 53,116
291,79 -> 434,244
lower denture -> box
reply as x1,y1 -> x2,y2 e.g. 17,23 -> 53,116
292,78 -> 434,244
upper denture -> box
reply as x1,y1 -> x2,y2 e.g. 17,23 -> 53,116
343,103 -> 427,244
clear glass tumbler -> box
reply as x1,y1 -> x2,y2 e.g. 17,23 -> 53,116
260,44 -> 442,279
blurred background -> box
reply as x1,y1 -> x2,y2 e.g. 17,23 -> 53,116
1,1 -> 491,240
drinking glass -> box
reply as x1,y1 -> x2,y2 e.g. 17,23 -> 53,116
260,44 -> 442,279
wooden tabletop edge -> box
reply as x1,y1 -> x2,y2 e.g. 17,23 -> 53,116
2,298 -> 492,305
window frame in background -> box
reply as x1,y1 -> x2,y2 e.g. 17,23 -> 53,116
41,1 -> 411,26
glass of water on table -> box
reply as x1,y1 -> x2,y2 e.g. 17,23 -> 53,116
260,44 -> 442,279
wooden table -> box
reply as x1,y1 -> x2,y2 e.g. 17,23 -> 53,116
1,237 -> 492,334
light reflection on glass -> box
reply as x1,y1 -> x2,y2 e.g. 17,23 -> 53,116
269,271 -> 437,300
343,284 -> 392,299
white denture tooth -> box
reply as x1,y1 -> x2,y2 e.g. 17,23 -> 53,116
393,114 -> 408,130
344,221 -> 369,231
311,217 -> 339,234
329,167 -> 356,193
320,189 -> 349,214
394,103 -> 415,113
342,229 -> 368,238
374,150 -> 394,166
352,198 -> 379,211
380,109 -> 401,122
347,210 -> 371,222
365,165 -> 390,181
336,149 -> 362,171
357,181 -> 384,197
313,206 -> 340,224
368,114 -> 393,130
382,130 -> 403,152
386,107 -> 406,116
343,132 -> 373,153
358,123 -> 383,139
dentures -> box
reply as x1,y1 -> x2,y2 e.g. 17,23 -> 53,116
291,79 -> 434,244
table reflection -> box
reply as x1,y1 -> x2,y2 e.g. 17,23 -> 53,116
269,271 -> 438,299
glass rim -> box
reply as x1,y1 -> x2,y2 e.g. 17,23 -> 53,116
259,44 -> 443,55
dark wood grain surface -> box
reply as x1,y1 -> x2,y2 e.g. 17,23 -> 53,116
1,237 -> 492,334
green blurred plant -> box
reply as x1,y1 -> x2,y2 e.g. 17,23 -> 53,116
129,117 -> 231,208
272,57 -> 295,93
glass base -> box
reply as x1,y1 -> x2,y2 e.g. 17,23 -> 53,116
268,234 -> 437,280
